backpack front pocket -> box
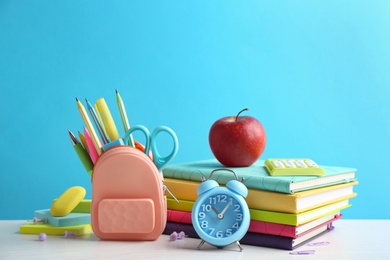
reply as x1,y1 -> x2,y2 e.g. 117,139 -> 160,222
98,198 -> 155,233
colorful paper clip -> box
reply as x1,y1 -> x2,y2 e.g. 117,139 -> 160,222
289,250 -> 315,255
308,241 -> 330,246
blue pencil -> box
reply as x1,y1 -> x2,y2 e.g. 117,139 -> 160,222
85,98 -> 109,144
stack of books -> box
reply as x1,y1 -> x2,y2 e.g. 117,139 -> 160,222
162,159 -> 358,250
19,200 -> 92,237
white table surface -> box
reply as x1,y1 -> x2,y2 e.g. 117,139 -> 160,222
0,220 -> 387,259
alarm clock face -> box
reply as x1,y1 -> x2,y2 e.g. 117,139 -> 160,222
193,191 -> 249,246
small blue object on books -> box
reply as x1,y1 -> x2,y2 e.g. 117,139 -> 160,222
102,139 -> 124,151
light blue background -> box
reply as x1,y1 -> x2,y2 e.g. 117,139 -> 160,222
1,1 -> 389,220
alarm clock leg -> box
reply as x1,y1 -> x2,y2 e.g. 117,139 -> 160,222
235,241 -> 243,251
196,240 -> 206,250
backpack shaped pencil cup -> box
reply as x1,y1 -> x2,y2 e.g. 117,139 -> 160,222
91,125 -> 179,241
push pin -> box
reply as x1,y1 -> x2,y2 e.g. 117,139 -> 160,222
33,217 -> 46,224
64,231 -> 77,238
169,231 -> 186,241
178,231 -> 185,240
169,231 -> 178,241
38,232 -> 47,241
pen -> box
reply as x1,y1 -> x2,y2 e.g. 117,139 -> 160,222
96,98 -> 120,141
85,98 -> 109,145
76,97 -> 103,155
68,130 -> 93,178
84,127 -> 99,164
116,89 -> 135,147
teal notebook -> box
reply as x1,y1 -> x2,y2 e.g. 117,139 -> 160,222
34,209 -> 91,227
162,159 -> 357,194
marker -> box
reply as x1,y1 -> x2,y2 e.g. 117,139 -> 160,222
116,89 -> 135,147
85,98 -> 109,145
76,97 -> 102,155
68,130 -> 93,178
96,98 -> 120,141
84,127 -> 99,164
94,103 -> 109,142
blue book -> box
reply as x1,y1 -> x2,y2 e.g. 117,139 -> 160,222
162,159 -> 357,194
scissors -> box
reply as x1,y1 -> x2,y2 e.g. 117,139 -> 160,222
123,125 -> 179,171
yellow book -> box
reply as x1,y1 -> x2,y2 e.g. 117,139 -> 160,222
165,178 -> 358,213
250,199 -> 352,226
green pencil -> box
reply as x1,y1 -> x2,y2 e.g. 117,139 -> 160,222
116,89 -> 135,147
68,130 -> 93,178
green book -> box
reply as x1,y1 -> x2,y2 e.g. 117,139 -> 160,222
167,197 -> 351,226
20,222 -> 92,236
162,159 -> 357,194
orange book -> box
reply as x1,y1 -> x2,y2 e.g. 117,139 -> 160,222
164,177 -> 358,213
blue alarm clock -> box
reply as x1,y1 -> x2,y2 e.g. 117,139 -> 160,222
191,169 -> 250,251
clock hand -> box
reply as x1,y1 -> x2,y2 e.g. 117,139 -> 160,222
218,200 -> 233,219
211,205 -> 220,216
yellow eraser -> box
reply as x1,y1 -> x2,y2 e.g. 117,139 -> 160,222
50,186 -> 86,217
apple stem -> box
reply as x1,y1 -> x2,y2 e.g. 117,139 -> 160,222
236,108 -> 249,121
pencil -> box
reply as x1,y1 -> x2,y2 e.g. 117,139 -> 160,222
76,97 -> 102,155
78,131 -> 88,152
116,89 -> 135,147
68,130 -> 93,178
86,98 -> 109,145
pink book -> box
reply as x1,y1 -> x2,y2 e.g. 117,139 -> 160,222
167,209 -> 342,238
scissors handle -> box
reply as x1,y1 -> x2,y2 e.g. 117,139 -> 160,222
150,126 -> 179,171
123,125 -> 151,154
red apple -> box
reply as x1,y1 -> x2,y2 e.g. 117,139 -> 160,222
209,108 -> 266,167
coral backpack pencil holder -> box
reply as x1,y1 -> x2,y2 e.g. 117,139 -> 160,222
91,125 -> 178,241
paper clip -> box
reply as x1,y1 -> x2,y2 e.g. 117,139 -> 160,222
289,250 -> 315,255
308,241 -> 330,246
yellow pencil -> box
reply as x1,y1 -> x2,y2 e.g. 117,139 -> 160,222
78,131 -> 88,152
96,98 -> 120,141
76,97 -> 102,155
